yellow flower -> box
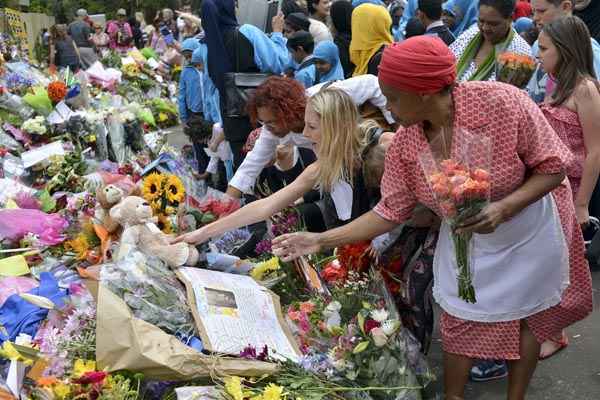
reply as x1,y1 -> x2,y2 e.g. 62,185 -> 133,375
158,112 -> 168,122
157,214 -> 173,234
250,257 -> 281,281
72,359 -> 96,377
0,342 -> 25,363
65,235 -> 91,260
224,376 -> 244,400
142,173 -> 164,201
165,174 -> 185,203
262,384 -> 284,400
53,382 -> 71,399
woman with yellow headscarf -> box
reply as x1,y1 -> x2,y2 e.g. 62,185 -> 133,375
350,3 -> 393,76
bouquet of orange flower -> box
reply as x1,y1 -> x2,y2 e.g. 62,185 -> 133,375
496,52 -> 536,89
47,81 -> 67,103
420,132 -> 492,303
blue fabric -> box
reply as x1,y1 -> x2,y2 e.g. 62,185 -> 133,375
528,38 -> 600,103
0,273 -> 67,345
352,0 -> 385,6
313,40 -> 345,83
399,0 -> 418,36
238,24 -> 291,74
442,0 -> 479,37
295,63 -> 318,88
392,25 -> 403,41
201,0 -> 238,94
181,38 -> 200,53
193,44 -> 223,124
514,17 -> 534,34
178,65 -> 204,123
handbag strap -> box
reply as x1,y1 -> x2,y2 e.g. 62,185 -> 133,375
234,28 -> 241,73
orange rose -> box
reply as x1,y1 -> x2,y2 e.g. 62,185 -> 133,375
432,182 -> 451,197
471,168 -> 490,182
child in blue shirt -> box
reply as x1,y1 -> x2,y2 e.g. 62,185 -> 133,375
286,31 -> 318,88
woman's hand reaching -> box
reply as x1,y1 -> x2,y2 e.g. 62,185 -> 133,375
272,232 -> 322,262
172,226 -> 211,246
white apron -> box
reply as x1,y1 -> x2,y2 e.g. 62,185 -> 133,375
433,194 -> 570,322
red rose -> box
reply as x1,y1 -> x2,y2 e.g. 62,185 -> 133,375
72,371 -> 107,385
364,319 -> 381,334
321,260 -> 347,284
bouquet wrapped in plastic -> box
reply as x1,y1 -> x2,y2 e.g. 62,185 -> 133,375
496,52 -> 536,89
100,251 -> 197,338
23,86 -> 53,116
420,130 -> 491,303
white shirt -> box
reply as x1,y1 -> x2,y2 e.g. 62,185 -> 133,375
306,74 -> 395,124
309,18 -> 333,44
229,128 -> 314,194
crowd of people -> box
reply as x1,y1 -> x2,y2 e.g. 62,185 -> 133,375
43,0 -> 599,399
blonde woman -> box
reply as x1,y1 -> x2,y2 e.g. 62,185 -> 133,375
175,88 -> 390,245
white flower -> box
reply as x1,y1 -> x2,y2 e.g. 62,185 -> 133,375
324,301 -> 342,315
381,319 -> 400,336
370,327 -> 389,347
370,308 -> 389,323
21,116 -> 47,135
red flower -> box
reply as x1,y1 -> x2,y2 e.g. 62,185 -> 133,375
321,259 -> 348,284
337,241 -> 371,273
47,81 -> 67,103
72,371 -> 107,385
364,319 -> 381,334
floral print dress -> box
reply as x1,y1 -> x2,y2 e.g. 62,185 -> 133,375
374,81 -> 593,359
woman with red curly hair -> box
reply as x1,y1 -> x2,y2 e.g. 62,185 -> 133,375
225,76 -> 315,199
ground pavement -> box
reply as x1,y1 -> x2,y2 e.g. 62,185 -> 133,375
167,128 -> 600,400
424,268 -> 600,400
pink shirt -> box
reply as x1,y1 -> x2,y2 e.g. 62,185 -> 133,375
375,81 -> 572,223
107,21 -> 133,51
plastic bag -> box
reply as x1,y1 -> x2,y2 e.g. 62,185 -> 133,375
141,47 -> 158,61
0,127 -> 23,151
106,115 -> 131,164
198,187 -> 241,219
100,251 -> 196,337
0,209 -> 68,245
0,277 -> 38,307
22,87 -> 53,116
94,122 -> 109,161
0,91 -> 34,120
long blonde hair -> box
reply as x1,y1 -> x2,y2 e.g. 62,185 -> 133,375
309,88 -> 372,192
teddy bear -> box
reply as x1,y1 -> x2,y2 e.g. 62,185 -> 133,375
109,195 -> 200,268
94,184 -> 125,234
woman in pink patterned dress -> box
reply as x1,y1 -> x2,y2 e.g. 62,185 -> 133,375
538,15 -> 600,361
273,36 -> 593,400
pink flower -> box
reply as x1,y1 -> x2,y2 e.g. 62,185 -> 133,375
299,302 -> 316,314
73,371 -> 107,385
287,309 -> 302,321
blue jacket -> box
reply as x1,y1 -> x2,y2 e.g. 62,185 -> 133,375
178,65 -> 204,123
294,58 -> 318,88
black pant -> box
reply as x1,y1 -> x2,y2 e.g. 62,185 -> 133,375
222,115 -> 253,172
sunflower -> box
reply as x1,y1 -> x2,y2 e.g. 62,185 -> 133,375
157,214 -> 173,234
165,174 -> 185,203
142,173 -> 164,201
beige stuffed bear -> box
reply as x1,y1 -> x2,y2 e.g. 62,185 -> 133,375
109,196 -> 200,268
94,184 -> 124,233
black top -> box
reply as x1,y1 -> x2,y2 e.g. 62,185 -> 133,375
426,25 -> 456,46
334,32 -> 354,78
367,46 -> 386,76
575,2 -> 600,42
223,29 -> 259,73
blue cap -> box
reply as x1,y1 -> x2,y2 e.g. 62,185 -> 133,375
181,38 -> 200,53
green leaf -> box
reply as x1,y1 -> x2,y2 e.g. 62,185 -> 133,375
352,340 -> 370,354
37,190 -> 56,212
357,312 -> 366,335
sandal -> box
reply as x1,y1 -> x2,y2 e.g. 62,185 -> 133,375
539,331 -> 569,360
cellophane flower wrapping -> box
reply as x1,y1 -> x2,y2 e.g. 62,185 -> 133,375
496,52 -> 537,89
285,270 -> 433,399
99,251 -> 197,339
420,130 -> 492,303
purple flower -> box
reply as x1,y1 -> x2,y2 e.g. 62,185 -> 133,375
240,345 -> 257,359
255,239 -> 272,255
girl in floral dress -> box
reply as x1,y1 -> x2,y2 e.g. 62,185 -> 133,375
272,36 -> 593,400
538,16 -> 600,359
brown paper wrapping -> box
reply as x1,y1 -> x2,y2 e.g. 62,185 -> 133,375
95,284 -> 278,380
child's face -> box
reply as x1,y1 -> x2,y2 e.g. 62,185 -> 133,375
315,60 -> 332,76
183,51 -> 193,61
194,62 -> 204,71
